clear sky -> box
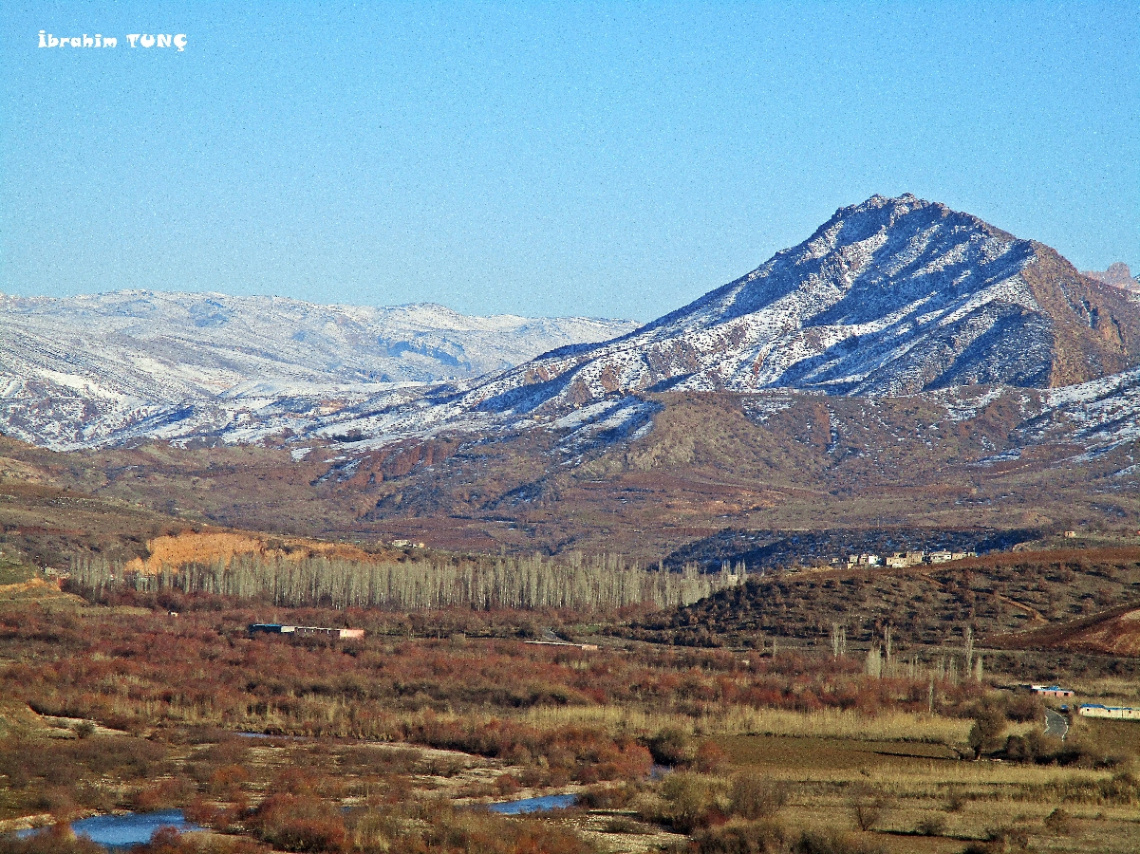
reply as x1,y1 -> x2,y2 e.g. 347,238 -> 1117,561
1,1 -> 1137,321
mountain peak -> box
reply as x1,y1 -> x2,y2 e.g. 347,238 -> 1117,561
1082,262 -> 1138,292
833,192 -> 936,221
463,195 -> 1140,412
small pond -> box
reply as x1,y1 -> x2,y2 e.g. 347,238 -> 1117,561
19,810 -> 203,848
487,794 -> 578,815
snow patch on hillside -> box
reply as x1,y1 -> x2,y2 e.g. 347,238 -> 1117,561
0,291 -> 636,450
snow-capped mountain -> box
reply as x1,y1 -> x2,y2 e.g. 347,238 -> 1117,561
461,195 -> 1140,415
0,291 -> 637,448
292,195 -> 1140,458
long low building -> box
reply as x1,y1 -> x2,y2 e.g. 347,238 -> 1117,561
1018,684 -> 1074,698
1078,704 -> 1140,720
249,623 -> 365,640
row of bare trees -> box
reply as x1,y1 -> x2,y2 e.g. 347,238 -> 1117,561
68,552 -> 743,612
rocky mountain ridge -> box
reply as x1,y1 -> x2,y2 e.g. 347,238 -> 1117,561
1082,262 -> 1139,293
277,195 -> 1140,461
458,195 -> 1139,416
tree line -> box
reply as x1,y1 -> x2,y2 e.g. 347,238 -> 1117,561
67,551 -> 744,612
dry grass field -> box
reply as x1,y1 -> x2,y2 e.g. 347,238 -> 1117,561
708,731 -> 1140,853
2,573 -> 1140,854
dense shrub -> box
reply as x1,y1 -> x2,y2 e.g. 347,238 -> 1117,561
128,828 -> 268,854
0,734 -> 172,816
729,772 -> 789,820
0,825 -> 103,854
347,803 -> 595,854
1043,807 -> 1072,835
691,819 -> 788,854
1003,692 -> 1043,723
641,772 -> 727,833
646,727 -> 691,767
967,705 -> 1006,759
246,793 -> 347,853
130,778 -> 193,812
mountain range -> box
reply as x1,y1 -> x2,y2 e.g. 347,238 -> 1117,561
0,293 -> 636,449
461,195 -> 1137,406
1,194 -> 1139,562
3,194 -> 1138,460
243,194 -> 1140,462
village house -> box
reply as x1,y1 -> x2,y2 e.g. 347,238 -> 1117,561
1078,704 -> 1140,720
1019,684 -> 1074,699
881,550 -> 976,568
525,640 -> 600,651
249,623 -> 365,640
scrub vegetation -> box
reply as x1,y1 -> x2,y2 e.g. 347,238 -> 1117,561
3,555 -> 1140,854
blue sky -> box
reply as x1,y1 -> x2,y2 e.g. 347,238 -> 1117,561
1,1 -> 1137,321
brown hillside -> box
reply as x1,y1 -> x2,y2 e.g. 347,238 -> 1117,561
0,434 -> 402,571
1023,244 -> 1140,386
991,601 -> 1140,656
1058,608 -> 1140,656
125,531 -> 390,573
5,387 -> 1139,562
623,546 -> 1140,650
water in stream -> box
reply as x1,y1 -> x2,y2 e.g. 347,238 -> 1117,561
19,810 -> 203,848
487,794 -> 578,814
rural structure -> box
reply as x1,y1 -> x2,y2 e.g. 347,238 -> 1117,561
249,623 -> 365,640
1078,704 -> 1140,720
1019,684 -> 1074,699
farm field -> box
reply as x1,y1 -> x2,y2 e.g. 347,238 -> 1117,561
711,732 -> 1140,853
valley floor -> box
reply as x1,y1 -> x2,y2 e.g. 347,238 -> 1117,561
2,574 -> 1140,854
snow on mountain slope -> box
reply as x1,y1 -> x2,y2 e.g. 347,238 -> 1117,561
286,194 -> 1140,459
0,291 -> 637,449
1020,367 -> 1140,455
461,194 -> 1140,415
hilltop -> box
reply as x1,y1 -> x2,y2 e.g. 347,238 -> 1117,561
455,194 -> 1140,415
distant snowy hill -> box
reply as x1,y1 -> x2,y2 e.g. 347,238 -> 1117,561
0,291 -> 637,448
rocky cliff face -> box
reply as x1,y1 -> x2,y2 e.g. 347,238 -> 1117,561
1082,262 -> 1138,291
461,195 -> 1140,415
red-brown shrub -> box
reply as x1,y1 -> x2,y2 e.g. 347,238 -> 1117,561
247,793 -> 347,853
